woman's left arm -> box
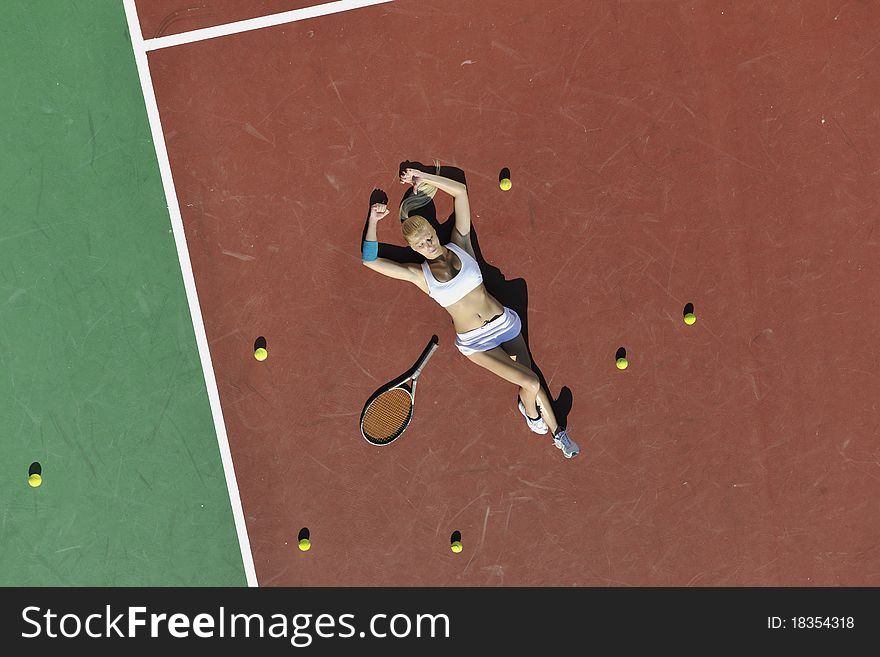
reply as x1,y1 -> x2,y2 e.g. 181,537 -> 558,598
401,169 -> 471,236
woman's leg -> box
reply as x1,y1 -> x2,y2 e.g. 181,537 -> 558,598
500,333 -> 561,435
465,346 -> 561,435
465,346 -> 541,415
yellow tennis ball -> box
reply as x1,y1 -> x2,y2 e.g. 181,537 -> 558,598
616,357 -> 628,370
450,541 -> 463,553
298,538 -> 311,552
684,313 -> 696,325
28,474 -> 42,488
499,178 -> 512,191
254,347 -> 268,361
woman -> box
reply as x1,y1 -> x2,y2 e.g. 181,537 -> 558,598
361,166 -> 579,459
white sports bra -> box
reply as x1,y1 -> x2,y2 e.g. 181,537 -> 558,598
420,243 -> 483,307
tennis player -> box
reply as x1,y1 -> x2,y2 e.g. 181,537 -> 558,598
361,166 -> 579,459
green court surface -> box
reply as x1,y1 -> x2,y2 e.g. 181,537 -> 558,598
0,1 -> 246,585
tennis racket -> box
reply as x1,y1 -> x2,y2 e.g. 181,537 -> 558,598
360,335 -> 439,446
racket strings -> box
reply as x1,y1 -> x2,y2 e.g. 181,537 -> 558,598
362,388 -> 413,442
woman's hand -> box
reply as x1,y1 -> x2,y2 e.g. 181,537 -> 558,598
399,168 -> 421,188
369,202 -> 389,222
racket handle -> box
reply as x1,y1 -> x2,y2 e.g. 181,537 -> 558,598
411,336 -> 439,381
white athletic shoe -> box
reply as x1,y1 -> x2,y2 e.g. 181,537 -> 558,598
518,399 -> 549,434
553,428 -> 580,459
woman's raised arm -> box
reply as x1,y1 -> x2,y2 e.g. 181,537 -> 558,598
400,169 -> 471,237
361,202 -> 420,284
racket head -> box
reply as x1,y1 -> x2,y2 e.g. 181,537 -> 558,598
360,384 -> 414,445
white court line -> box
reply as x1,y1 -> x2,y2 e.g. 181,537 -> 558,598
144,0 -> 394,51
122,0 -> 258,587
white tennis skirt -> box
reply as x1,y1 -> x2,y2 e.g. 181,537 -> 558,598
454,307 -> 522,356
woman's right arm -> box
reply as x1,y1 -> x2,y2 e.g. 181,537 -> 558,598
363,257 -> 420,282
361,204 -> 420,284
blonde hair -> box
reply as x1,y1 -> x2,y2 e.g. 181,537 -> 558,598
398,159 -> 442,222
401,215 -> 433,243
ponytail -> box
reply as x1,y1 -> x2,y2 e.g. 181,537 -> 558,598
398,159 -> 442,222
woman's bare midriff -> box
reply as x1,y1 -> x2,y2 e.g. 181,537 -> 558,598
445,285 -> 505,333
413,271 -> 504,334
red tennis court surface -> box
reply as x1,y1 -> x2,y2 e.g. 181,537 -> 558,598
143,0 -> 880,585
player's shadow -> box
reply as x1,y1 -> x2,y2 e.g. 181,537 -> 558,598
362,163 -> 573,429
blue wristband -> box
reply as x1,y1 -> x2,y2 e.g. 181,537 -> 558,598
362,240 -> 378,262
